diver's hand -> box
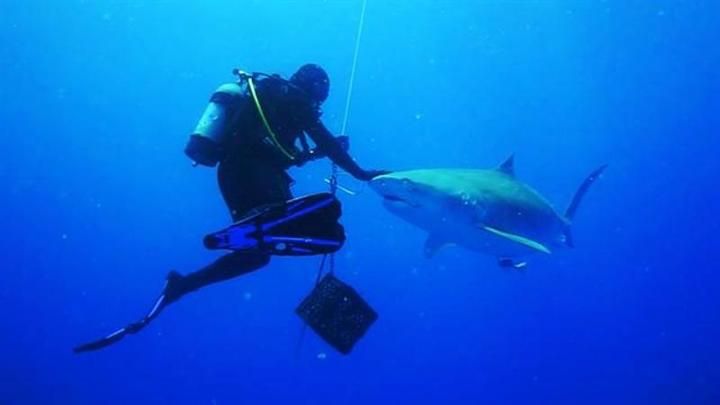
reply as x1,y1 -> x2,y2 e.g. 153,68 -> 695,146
359,169 -> 391,181
295,136 -> 350,167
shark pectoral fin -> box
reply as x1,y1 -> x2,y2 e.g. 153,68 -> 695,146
424,235 -> 454,258
481,226 -> 552,254
498,257 -> 528,269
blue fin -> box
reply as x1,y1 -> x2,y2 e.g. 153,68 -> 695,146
496,154 -> 516,177
562,164 -> 607,247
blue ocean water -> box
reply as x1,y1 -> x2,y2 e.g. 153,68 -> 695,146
2,0 -> 719,403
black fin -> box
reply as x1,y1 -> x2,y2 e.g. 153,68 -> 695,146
73,282 -> 172,353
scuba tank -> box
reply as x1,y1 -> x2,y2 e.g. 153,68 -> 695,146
184,82 -> 246,167
185,69 -> 346,168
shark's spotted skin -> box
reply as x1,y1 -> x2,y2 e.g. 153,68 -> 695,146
369,156 -> 606,264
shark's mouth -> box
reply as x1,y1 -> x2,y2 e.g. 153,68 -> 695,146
382,194 -> 420,208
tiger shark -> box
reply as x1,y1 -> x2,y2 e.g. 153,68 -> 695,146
369,156 -> 606,267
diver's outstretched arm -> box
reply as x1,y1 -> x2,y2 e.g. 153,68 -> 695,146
305,121 -> 383,181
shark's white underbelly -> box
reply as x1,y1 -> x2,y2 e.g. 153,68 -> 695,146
384,200 -> 558,258
432,217 -> 559,258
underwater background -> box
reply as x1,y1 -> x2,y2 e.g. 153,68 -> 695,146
2,0 -> 719,403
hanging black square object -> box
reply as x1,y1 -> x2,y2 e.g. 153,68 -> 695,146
296,273 -> 378,355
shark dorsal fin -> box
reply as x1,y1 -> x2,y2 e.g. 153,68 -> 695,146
497,154 -> 516,177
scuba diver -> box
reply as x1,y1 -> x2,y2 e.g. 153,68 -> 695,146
75,64 -> 387,352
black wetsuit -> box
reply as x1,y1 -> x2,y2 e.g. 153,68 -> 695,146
73,75 -> 380,353
171,76 -> 373,300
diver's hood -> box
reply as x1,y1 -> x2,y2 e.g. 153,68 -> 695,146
290,64 -> 330,104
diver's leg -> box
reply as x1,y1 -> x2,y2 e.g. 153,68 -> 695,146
218,158 -> 293,221
73,252 -> 269,353
75,163 -> 290,353
163,251 -> 270,304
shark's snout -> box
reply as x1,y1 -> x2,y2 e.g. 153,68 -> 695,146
369,176 -> 419,207
369,175 -> 399,197
367,176 -> 387,194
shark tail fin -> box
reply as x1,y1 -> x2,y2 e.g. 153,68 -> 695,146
562,164 -> 608,247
